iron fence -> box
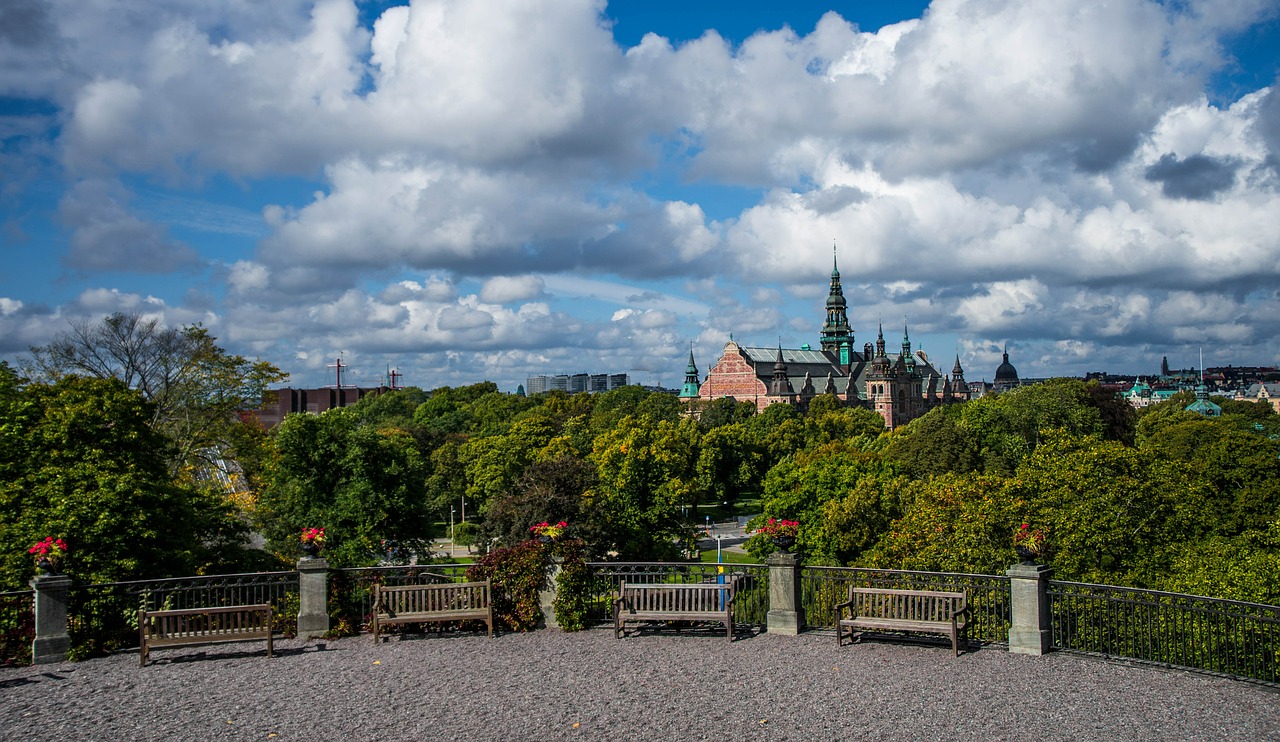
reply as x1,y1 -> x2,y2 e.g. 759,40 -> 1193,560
0,590 -> 34,667
800,566 -> 1012,644
330,565 -> 473,635
66,571 -> 298,659
584,562 -> 770,627
1049,581 -> 1280,684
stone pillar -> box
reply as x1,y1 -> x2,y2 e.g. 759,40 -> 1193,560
766,551 -> 804,635
30,574 -> 72,665
296,557 -> 329,639
1007,562 -> 1053,655
538,556 -> 563,630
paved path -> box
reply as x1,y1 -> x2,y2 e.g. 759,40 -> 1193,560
1,628 -> 1276,740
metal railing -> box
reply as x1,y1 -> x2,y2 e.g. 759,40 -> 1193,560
1049,581 -> 1280,684
330,565 -> 473,635
66,571 -> 298,659
801,566 -> 1012,644
0,589 -> 35,667
585,562 -> 771,626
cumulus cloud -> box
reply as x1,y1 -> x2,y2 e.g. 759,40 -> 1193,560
59,179 -> 200,273
1144,153 -> 1239,199
4,0 -> 1280,385
480,276 -> 545,304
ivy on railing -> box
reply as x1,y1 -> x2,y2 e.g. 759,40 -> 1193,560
0,590 -> 34,666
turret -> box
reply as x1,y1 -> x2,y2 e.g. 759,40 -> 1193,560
679,346 -> 701,399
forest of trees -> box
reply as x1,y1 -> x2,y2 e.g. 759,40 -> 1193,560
4,314 -> 1279,606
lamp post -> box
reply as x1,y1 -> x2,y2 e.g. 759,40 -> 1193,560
450,506 -> 456,558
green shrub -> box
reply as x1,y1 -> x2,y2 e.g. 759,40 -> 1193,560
553,539 -> 593,631
467,540 -> 545,631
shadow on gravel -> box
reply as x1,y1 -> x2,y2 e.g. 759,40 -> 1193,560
0,670 -> 74,689
146,642 -> 333,667
615,623 -> 767,641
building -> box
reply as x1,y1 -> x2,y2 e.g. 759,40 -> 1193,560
1236,382 -> 1280,415
992,346 -> 1020,392
249,386 -> 389,428
683,252 -> 969,429
1185,383 -> 1222,417
248,358 -> 397,428
526,372 -> 630,395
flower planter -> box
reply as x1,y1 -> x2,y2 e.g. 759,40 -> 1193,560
35,557 -> 60,575
1014,545 -> 1039,564
772,535 -> 796,552
301,542 -> 321,557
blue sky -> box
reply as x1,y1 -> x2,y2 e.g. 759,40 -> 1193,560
2,0 -> 1279,391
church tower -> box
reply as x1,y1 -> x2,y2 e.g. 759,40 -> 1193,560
820,247 -> 854,358
679,346 -> 700,399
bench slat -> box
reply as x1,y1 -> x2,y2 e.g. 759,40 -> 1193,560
372,580 -> 493,641
614,581 -> 735,641
140,604 -> 273,667
835,587 -> 969,656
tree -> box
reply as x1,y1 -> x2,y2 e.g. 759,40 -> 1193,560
480,455 -> 598,549
1140,417 -> 1280,537
588,415 -> 699,558
0,375 -> 249,588
1010,432 -> 1211,586
751,445 -> 902,562
696,422 -> 765,512
883,406 -> 981,479
255,408 -> 433,566
696,397 -> 756,431
460,417 -> 556,515
863,473 -> 1019,574
803,403 -> 886,447
28,312 -> 287,478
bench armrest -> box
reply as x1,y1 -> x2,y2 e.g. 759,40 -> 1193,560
834,599 -> 853,619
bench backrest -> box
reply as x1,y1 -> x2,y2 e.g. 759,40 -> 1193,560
846,587 -> 966,621
619,581 -> 733,614
374,580 -> 490,615
143,604 -> 272,639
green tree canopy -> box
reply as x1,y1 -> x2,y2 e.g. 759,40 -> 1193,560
28,312 -> 287,478
255,408 -> 433,566
0,374 -> 248,588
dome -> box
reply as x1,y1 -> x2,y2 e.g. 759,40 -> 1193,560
994,351 -> 1018,383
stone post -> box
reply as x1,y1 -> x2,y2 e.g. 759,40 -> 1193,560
296,557 -> 329,639
30,574 -> 72,665
538,556 -> 563,630
1007,562 -> 1053,655
766,551 -> 804,635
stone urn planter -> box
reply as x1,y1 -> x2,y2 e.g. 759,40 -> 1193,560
1014,545 -> 1039,564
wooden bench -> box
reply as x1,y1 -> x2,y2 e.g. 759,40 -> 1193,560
139,604 -> 273,667
371,580 -> 493,641
613,581 -> 736,641
835,587 -> 970,656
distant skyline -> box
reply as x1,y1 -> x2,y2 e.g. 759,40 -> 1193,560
2,0 -> 1279,391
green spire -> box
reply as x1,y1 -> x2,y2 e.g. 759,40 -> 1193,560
679,345 -> 701,398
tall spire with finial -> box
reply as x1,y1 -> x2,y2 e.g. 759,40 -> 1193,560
820,243 -> 853,354
679,343 -> 700,399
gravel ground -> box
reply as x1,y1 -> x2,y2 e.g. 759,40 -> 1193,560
1,627 -> 1277,741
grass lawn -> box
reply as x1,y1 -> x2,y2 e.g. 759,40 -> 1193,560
699,549 -> 761,565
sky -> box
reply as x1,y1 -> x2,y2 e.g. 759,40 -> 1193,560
2,0 -> 1279,392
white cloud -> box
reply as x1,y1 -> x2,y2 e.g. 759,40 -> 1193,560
478,275 -> 545,304
4,0 -> 1280,386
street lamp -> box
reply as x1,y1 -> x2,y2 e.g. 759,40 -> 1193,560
450,506 -> 456,558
